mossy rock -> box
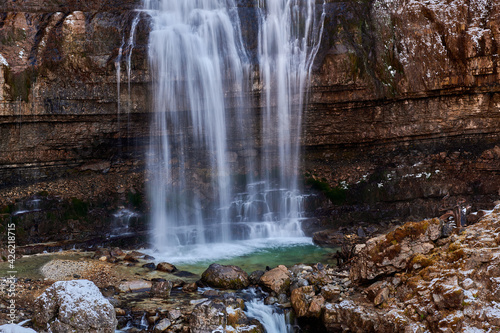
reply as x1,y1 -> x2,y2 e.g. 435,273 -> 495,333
201,263 -> 250,290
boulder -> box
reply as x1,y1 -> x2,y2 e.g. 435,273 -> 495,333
259,265 -> 291,294
33,280 -> 117,333
290,286 -> 324,318
117,280 -> 152,293
150,279 -> 173,298
201,264 -> 250,290
154,318 -> 171,332
182,282 -> 198,292
157,262 -> 177,273
189,299 -> 263,333
350,219 -> 442,282
124,251 -> 147,262
249,270 -> 265,285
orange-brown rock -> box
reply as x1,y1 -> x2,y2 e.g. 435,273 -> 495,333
259,265 -> 291,295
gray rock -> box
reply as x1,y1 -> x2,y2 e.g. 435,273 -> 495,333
33,280 -> 117,333
150,279 -> 173,298
154,318 -> 171,332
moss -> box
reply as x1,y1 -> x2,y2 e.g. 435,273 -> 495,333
448,242 -> 461,252
0,205 -> 13,214
305,177 -> 347,205
127,191 -> 143,209
446,248 -> 465,263
0,28 -> 27,46
16,227 -> 26,239
63,197 -> 89,220
368,220 -> 436,263
3,66 -> 37,102
412,254 -> 436,269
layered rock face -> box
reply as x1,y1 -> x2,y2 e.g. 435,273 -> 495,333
306,0 -> 500,222
0,0 -> 149,187
0,0 -> 498,225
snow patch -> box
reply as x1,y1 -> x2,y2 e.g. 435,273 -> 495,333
0,324 -> 37,333
0,54 -> 8,67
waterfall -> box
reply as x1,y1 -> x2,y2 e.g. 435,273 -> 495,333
246,299 -> 292,333
145,0 -> 324,255
257,0 -> 325,220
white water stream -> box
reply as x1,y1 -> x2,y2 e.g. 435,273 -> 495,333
144,0 -> 325,258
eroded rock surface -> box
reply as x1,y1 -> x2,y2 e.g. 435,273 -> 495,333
33,279 -> 117,333
322,204 -> 500,332
350,218 -> 443,282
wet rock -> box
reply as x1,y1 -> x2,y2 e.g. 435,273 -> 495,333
33,279 -> 117,333
150,279 -> 173,298
182,282 -> 198,292
201,264 -> 250,290
189,299 -> 263,333
117,280 -> 152,293
123,254 -> 139,263
259,265 -> 290,294
264,296 -> 278,305
93,248 -> 111,260
142,262 -> 156,270
249,270 -> 265,285
154,318 -> 171,332
203,289 -> 220,297
124,251 -> 147,262
100,286 -> 116,298
110,248 -> 124,257
157,262 -> 177,273
115,308 -> 126,316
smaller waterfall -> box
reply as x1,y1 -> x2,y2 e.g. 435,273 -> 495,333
116,12 -> 141,154
12,198 -> 42,216
245,299 -> 293,333
109,208 -> 140,237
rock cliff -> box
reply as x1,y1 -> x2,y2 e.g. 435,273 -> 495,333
0,0 -> 498,239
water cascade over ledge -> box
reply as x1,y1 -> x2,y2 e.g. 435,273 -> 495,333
144,0 -> 325,259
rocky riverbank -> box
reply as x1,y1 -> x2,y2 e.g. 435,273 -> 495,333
0,202 -> 499,332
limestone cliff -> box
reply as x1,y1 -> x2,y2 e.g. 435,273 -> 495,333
0,0 -> 498,234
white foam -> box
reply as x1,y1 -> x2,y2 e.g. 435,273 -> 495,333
145,236 -> 312,265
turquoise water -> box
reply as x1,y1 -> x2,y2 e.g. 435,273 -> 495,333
172,243 -> 338,275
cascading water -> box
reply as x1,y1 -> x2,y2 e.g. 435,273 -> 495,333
257,0 -> 325,220
145,0 -> 324,259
